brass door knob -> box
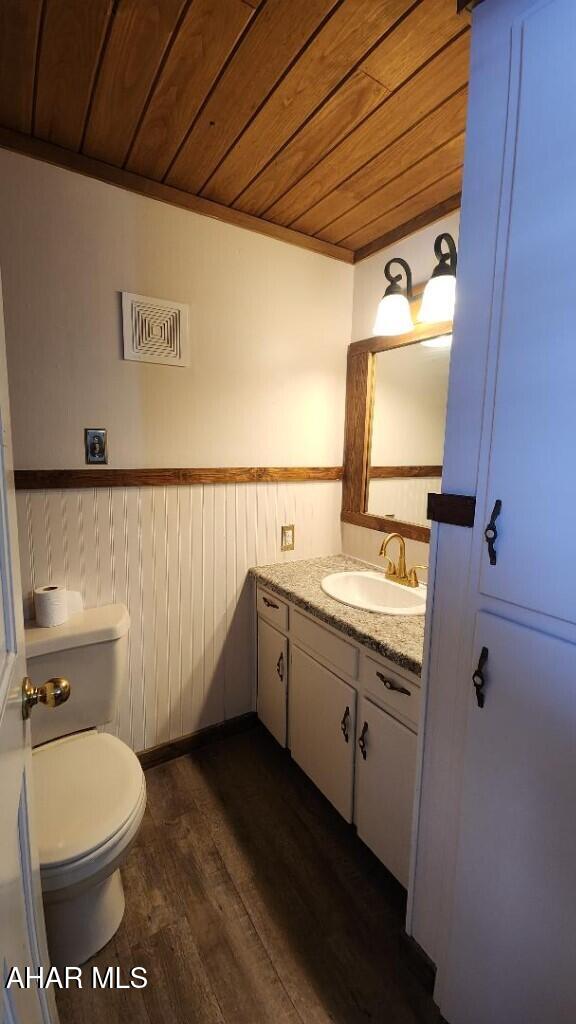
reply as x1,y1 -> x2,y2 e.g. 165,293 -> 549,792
22,677 -> 71,719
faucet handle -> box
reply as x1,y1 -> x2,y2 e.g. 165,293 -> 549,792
407,564 -> 428,587
381,554 -> 397,576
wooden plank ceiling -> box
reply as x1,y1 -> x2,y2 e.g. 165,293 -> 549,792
0,0 -> 470,262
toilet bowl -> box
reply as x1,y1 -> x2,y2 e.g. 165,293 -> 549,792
25,604 -> 145,968
32,731 -> 146,968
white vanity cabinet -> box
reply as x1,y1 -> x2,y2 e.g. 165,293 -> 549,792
290,646 -> 356,822
255,583 -> 420,886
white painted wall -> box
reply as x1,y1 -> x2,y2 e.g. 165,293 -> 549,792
0,150 -> 352,751
0,150 -> 353,470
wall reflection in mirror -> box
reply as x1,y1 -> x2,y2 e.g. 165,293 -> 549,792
368,336 -> 451,526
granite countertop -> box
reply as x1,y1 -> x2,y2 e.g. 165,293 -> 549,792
250,555 -> 425,677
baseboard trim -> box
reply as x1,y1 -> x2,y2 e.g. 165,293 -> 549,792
137,712 -> 258,770
399,930 -> 437,994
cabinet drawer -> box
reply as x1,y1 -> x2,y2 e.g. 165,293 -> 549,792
256,587 -> 288,632
361,656 -> 420,732
292,609 -> 358,679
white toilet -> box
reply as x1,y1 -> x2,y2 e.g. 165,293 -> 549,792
25,604 -> 146,969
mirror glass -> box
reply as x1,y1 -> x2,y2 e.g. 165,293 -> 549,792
367,338 -> 451,525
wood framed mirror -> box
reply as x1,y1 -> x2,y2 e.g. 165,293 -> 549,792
341,303 -> 453,543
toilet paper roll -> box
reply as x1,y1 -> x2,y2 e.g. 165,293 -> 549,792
33,586 -> 83,627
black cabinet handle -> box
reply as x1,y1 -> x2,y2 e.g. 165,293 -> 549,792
358,722 -> 368,760
340,706 -> 350,743
484,500 -> 502,565
263,596 -> 279,609
472,646 -> 489,708
376,671 -> 410,696
276,652 -> 284,682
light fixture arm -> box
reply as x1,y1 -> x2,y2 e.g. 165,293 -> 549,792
432,233 -> 457,278
383,257 -> 413,299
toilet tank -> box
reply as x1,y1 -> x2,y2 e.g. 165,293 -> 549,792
25,604 -> 130,747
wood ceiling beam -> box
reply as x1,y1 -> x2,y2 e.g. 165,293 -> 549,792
261,31 -> 469,229
33,0 -> 115,151
0,126 -> 354,263
322,132 -> 465,246
198,0 -> 414,206
161,0 -> 342,195
124,0 -> 254,181
0,0 -> 44,134
234,0 -> 466,221
353,192 -> 462,262
82,0 -> 189,167
291,88 -> 467,237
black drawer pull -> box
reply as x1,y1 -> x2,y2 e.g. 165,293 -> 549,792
484,499 -> 502,565
276,652 -> 284,682
340,706 -> 351,743
472,646 -> 489,708
376,671 -> 410,696
358,722 -> 368,760
263,596 -> 279,610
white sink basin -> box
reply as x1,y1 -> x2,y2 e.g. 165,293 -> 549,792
321,571 -> 426,616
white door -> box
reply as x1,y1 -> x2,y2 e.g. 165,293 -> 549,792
257,618 -> 287,746
355,698 -> 417,887
442,612 -> 576,1024
0,275 -> 58,1023
437,2 -> 576,1018
476,0 -> 576,624
289,646 -> 356,821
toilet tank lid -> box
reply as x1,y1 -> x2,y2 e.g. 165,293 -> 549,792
25,604 -> 130,658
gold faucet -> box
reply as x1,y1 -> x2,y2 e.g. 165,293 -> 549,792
379,533 -> 427,588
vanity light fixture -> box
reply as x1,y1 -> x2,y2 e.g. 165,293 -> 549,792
421,333 -> 453,349
419,233 -> 458,323
372,257 -> 414,336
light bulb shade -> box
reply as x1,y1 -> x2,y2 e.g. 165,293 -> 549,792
373,293 -> 414,335
418,274 -> 456,323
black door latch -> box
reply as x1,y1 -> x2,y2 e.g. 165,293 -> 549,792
484,499 -> 502,565
472,646 -> 489,708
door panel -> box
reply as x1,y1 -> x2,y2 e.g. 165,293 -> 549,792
355,697 -> 417,887
478,0 -> 576,624
0,271 -> 57,1022
289,645 -> 356,822
442,611 -> 576,1024
257,618 -> 287,746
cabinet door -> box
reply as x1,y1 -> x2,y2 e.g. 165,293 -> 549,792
257,618 -> 287,746
355,698 -> 417,887
475,0 -> 576,625
289,646 -> 356,822
442,612 -> 576,1024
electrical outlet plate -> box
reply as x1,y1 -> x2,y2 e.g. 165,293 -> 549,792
281,524 -> 295,551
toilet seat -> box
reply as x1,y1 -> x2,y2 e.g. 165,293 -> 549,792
33,731 -> 146,893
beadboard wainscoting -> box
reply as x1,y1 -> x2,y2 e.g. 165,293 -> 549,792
16,480 -> 342,753
368,476 -> 441,527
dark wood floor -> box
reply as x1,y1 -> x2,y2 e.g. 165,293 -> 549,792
57,723 -> 440,1024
